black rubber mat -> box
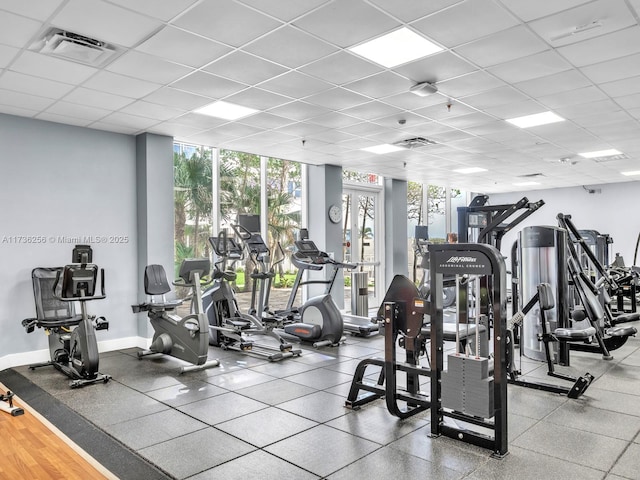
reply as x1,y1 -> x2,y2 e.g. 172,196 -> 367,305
0,368 -> 174,480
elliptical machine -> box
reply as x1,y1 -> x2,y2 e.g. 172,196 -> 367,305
202,230 -> 301,361
22,245 -> 111,388
279,236 -> 348,347
133,259 -> 220,373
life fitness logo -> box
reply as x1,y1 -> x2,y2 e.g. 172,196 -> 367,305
445,256 -> 477,264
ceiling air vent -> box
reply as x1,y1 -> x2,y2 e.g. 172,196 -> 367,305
34,28 -> 117,66
393,137 -> 437,149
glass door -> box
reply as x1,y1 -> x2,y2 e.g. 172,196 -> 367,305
342,187 -> 382,313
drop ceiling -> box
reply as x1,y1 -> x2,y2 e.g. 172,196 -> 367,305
1,0 -> 640,193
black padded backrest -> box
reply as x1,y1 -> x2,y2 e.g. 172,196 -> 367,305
144,264 -> 171,296
32,267 -> 76,320
576,274 -> 604,320
537,283 -> 555,311
377,275 -> 422,335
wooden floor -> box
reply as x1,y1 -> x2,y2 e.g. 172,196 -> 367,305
0,384 -> 116,480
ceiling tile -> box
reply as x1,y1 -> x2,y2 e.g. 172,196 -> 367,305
173,0 -> 282,47
307,112 -> 361,128
528,0 -> 636,47
82,70 -> 162,98
63,87 -> 135,110
381,91 -> 444,110
580,52 -> 640,84
461,86 -> 531,110
0,0 -> 64,21
487,50 -> 571,84
436,71 -> 505,98
482,100 -> 549,119
136,26 -> 232,68
514,69 -> 591,98
304,87 -> 370,110
204,51 -> 288,86
538,85 -> 608,109
268,101 -> 330,121
439,112 -> 495,129
340,101 -> 403,121
0,11 -> 44,48
414,101 -> 477,121
170,71 -> 247,99
260,70 -> 333,99
557,26 -> 640,67
106,51 -> 193,84
51,0 -> 163,48
367,0 -> 462,22
0,88 -> 55,111
499,0 -> 592,22
237,0 -> 330,22
554,99 -> 623,119
299,51 -> 383,85
600,76 -> 640,97
344,71 -> 410,99
235,112 -> 294,130
293,0 -> 399,48
35,112 -> 92,127
98,111 -> 160,130
9,51 -> 98,84
225,87 -> 293,110
411,0 -> 518,48
42,101 -> 111,121
143,87 -> 213,110
107,0 -> 199,22
243,25 -> 338,68
454,26 -> 549,68
0,45 -> 18,68
393,51 -> 477,84
172,112 -> 228,130
0,71 -> 74,98
119,100 -> 186,121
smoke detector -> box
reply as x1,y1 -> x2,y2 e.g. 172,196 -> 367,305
393,137 -> 437,149
32,28 -> 118,66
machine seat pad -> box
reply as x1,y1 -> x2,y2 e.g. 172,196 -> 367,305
614,312 -> 640,323
554,326 -> 596,341
606,325 -> 638,337
149,300 -> 183,309
421,323 -> 486,341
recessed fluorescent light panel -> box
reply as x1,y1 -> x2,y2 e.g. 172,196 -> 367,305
453,167 -> 487,174
578,149 -> 622,158
506,111 -> 565,128
194,101 -> 258,120
349,27 -> 443,68
513,181 -> 540,186
361,144 -> 406,154
621,170 -> 640,176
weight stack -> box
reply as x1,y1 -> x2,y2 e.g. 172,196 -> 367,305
442,354 -> 494,418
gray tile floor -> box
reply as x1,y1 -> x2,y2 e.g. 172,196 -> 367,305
13,327 -> 640,480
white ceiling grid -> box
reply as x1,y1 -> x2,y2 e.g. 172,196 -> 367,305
0,0 -> 639,192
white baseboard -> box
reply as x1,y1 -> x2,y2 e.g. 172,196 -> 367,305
0,336 -> 150,371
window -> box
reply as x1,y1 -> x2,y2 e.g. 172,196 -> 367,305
173,143 -> 213,275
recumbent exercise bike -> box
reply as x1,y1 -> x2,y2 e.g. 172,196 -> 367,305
22,245 -> 111,388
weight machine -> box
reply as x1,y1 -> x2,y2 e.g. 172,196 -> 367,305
346,243 -> 508,457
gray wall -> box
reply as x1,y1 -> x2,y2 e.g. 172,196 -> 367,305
489,181 -> 640,266
0,114 -> 141,368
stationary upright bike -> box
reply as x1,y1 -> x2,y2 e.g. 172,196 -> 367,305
22,245 -> 111,388
133,259 -> 220,373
